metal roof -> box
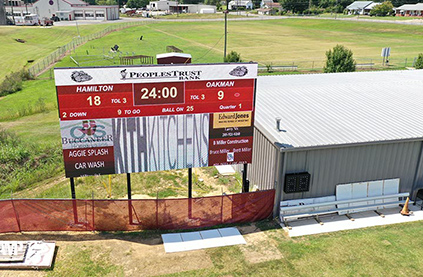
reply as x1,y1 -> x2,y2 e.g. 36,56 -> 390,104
346,1 -> 373,10
255,70 -> 423,150
396,3 -> 423,11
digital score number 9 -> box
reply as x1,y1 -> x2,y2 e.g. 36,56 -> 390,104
217,90 -> 224,100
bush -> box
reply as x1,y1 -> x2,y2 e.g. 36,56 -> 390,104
324,45 -> 356,73
0,128 -> 63,197
370,1 -> 394,17
224,51 -> 242,63
415,53 -> 423,69
0,69 -> 32,97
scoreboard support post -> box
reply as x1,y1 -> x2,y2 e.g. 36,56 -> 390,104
188,168 -> 193,199
127,173 -> 133,224
242,164 -> 249,193
70,177 -> 79,224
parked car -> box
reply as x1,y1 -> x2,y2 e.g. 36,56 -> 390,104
40,17 -> 54,26
50,15 -> 60,22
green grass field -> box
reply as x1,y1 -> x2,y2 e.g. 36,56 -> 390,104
54,19 -> 423,70
1,18 -> 423,198
1,219 -> 422,276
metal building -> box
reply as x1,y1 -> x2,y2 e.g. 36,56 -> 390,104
0,0 -> 6,25
247,70 -> 423,216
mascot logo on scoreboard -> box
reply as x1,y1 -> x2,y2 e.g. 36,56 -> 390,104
70,71 -> 93,83
229,66 -> 248,77
120,69 -> 128,80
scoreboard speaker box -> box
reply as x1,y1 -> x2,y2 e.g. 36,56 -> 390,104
284,172 -> 311,193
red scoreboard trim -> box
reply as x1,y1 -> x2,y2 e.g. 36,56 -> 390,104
57,79 -> 255,120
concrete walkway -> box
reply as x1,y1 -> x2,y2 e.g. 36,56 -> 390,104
284,204 -> 423,237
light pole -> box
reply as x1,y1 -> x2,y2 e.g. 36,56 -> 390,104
224,0 -> 229,62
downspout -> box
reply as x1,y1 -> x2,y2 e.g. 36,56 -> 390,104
411,140 -> 423,200
272,149 -> 287,218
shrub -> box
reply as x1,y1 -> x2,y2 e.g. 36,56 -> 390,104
0,69 -> 33,97
224,51 -> 242,63
370,1 -> 394,17
415,53 -> 423,69
324,45 -> 356,73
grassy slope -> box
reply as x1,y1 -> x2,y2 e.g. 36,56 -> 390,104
0,24 -> 118,81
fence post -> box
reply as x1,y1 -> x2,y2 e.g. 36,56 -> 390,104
10,191 -> 22,232
91,191 -> 95,231
405,58 -> 408,67
70,177 -> 78,224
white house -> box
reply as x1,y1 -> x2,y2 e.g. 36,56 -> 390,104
345,1 -> 373,15
147,0 -> 177,11
396,3 -> 423,17
147,1 -> 216,14
5,0 -> 119,21
228,0 -> 253,10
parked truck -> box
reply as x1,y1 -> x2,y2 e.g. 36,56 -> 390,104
14,14 -> 53,26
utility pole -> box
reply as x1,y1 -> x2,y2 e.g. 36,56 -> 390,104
224,0 -> 229,62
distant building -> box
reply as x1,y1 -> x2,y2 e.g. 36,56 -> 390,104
228,0 -> 253,10
0,0 -> 6,25
396,3 -> 423,17
4,0 -> 119,21
147,0 -> 178,11
147,1 -> 216,14
345,1 -> 373,15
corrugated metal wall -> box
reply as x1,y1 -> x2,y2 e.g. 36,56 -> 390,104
245,127 -> 279,190
281,140 -> 423,200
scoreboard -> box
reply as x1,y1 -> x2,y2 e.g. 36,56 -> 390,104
54,63 -> 257,177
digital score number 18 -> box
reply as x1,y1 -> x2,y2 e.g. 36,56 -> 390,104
133,82 -> 185,105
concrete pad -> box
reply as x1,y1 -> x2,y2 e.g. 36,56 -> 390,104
215,165 -> 235,175
218,227 -> 246,246
180,232 -> 203,251
162,227 -> 246,253
161,234 -> 184,253
285,205 -> 423,237
200,229 -> 226,248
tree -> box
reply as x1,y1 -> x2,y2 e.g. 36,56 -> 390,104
126,0 -> 148,8
224,51 -> 242,63
415,53 -> 423,69
370,1 -> 394,16
279,0 -> 310,13
324,45 -> 356,73
96,0 -> 117,5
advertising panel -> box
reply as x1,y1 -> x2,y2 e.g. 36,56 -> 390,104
55,63 -> 257,177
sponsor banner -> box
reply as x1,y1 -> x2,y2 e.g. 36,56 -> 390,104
54,63 -> 258,86
208,137 -> 253,166
213,111 -> 252,129
63,147 -> 115,178
60,119 -> 113,150
113,114 -> 209,173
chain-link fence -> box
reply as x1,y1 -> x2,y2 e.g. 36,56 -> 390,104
28,21 -> 146,77
258,57 -> 418,73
